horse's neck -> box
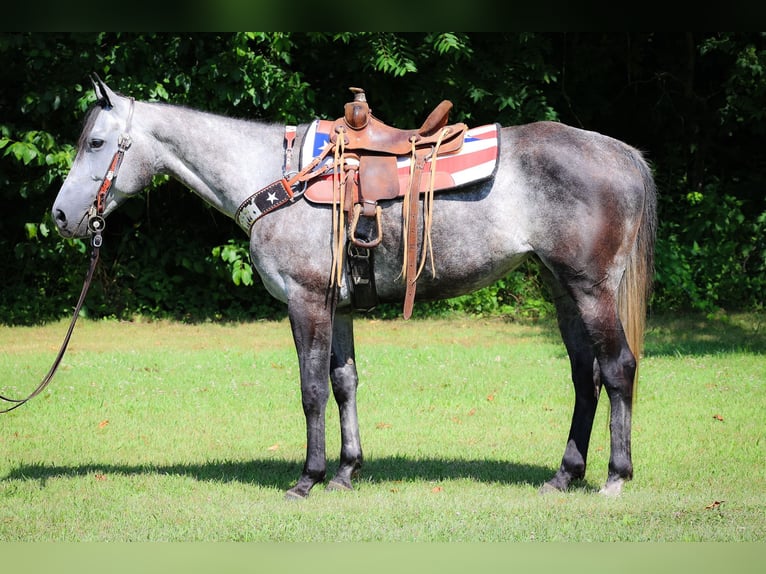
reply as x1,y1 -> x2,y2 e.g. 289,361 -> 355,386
144,102 -> 285,218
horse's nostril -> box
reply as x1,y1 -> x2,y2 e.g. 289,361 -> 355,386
54,209 -> 67,225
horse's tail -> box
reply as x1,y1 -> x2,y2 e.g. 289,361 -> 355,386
619,149 -> 657,392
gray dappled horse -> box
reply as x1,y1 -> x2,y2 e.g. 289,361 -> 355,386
53,77 -> 656,499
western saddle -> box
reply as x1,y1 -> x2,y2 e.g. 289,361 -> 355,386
289,87 -> 469,318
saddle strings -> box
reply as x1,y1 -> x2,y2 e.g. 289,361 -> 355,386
401,127 -> 450,282
330,131 -> 347,287
400,137 -> 417,280
416,127 -> 449,281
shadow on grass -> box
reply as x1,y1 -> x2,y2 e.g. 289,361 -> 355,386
2,456 -> 558,493
533,312 -> 766,357
643,313 -> 766,357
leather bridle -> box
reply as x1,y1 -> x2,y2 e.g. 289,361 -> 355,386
0,98 -> 134,413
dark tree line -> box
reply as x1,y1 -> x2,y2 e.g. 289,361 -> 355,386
1,33 -> 764,324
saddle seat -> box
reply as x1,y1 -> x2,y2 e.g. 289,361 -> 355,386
332,87 -> 466,158
320,88 -> 468,213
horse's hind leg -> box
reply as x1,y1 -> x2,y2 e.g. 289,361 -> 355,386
576,287 -> 635,495
541,273 -> 601,493
326,311 -> 363,491
596,320 -> 636,496
542,267 -> 635,495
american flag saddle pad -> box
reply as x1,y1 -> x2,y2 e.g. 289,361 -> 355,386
299,119 -> 499,204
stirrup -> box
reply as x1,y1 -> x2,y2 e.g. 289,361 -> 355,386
349,202 -> 382,249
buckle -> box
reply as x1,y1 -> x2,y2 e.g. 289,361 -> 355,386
347,243 -> 371,260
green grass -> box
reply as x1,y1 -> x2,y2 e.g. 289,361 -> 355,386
1,314 -> 764,541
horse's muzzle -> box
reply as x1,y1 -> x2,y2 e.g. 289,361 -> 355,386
52,207 -> 90,239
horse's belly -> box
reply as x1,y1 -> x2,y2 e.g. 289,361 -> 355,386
374,250 -> 531,303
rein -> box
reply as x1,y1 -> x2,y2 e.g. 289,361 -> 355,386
0,99 -> 133,414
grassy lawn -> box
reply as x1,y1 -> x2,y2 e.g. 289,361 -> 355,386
0,313 -> 764,542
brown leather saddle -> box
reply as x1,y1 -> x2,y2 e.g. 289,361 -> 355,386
325,87 -> 467,206
314,88 -> 468,317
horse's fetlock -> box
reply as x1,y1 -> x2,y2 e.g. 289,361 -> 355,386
609,456 -> 633,482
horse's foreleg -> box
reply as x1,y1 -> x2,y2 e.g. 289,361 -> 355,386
285,297 -> 334,500
327,312 -> 363,491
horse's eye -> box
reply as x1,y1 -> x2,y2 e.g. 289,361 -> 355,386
90,138 -> 105,150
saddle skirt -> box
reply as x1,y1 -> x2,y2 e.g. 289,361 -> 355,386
300,119 -> 500,204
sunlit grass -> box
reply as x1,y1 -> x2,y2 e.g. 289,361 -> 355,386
1,314 -> 764,541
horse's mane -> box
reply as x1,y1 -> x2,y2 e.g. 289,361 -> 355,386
76,95 -> 290,154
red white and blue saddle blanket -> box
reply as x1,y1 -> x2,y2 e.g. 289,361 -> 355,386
299,119 -> 499,204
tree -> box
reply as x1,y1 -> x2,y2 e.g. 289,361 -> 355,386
2,33 -> 764,324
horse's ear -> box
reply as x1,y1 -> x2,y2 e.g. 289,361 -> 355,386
91,72 -> 114,109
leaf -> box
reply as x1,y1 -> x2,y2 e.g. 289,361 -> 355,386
376,422 -> 392,429
267,444 -> 279,451
431,486 -> 443,493
713,414 -> 724,421
98,419 -> 109,429
705,500 -> 725,510
24,223 -> 38,240
7,141 -> 39,165
486,393 -> 495,402
94,473 -> 107,481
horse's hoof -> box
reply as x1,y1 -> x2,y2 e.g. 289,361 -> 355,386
539,482 -> 563,495
599,479 -> 624,497
326,479 -> 353,492
285,489 -> 308,501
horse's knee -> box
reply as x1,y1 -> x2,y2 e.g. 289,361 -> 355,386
330,359 -> 358,402
301,379 -> 330,413
600,346 -> 636,397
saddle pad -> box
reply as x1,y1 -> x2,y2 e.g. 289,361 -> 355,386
300,119 -> 499,204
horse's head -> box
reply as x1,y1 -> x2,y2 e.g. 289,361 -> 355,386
53,75 -> 152,239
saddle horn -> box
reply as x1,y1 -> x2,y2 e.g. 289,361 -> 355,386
91,72 -> 113,109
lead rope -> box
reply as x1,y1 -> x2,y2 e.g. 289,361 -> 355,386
0,244 -> 100,413
0,98 -> 133,414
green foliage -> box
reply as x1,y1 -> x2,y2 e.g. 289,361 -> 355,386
701,33 -> 766,133
372,259 -> 553,321
1,33 -> 765,324
654,184 -> 766,313
369,33 -> 418,77
212,240 -> 254,287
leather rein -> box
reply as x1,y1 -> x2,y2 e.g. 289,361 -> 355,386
0,99 -> 134,414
